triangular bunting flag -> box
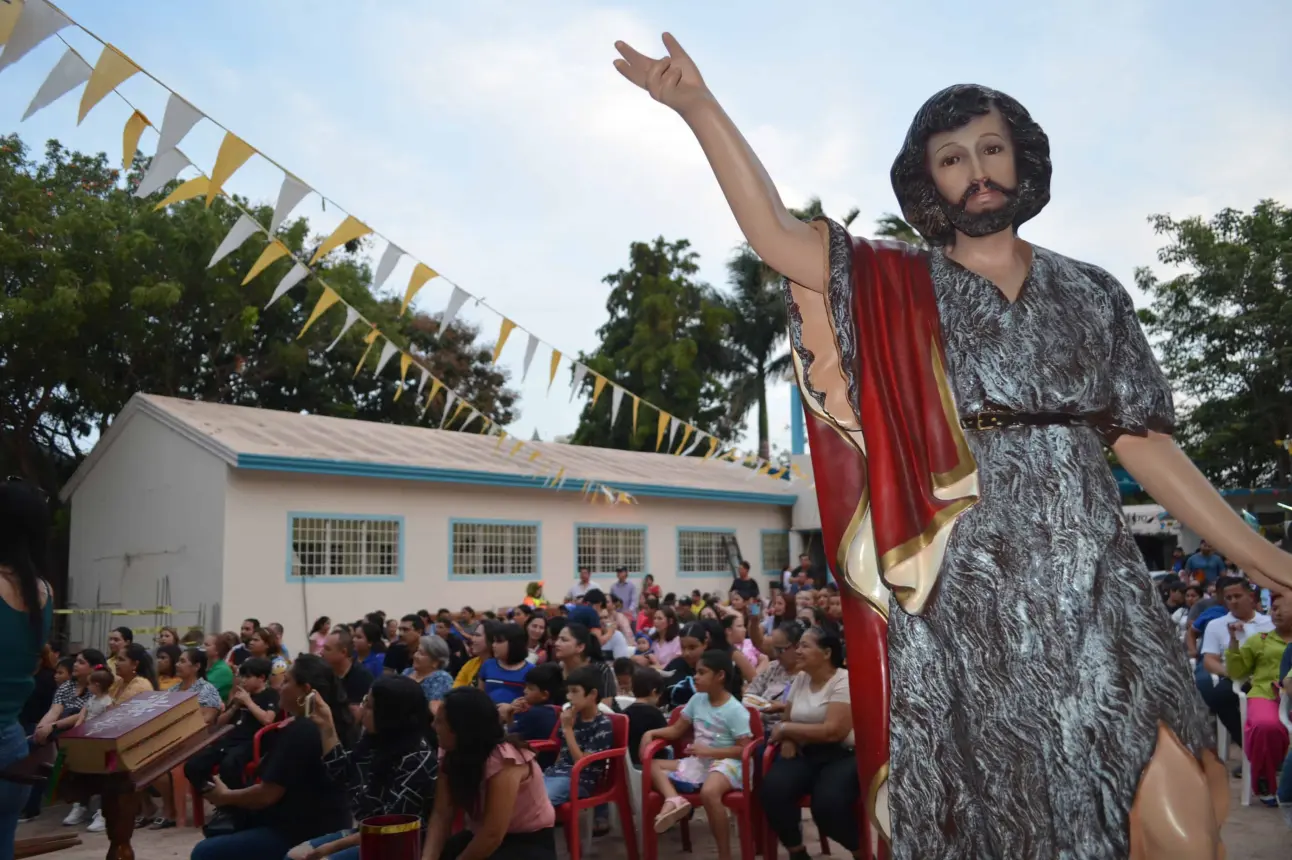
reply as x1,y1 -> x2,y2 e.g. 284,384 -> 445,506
416,366 -> 431,396
0,1 -> 23,47
121,109 -> 149,169
133,149 -> 189,198
373,242 -> 403,292
155,93 -> 203,155
667,416 -> 680,451
704,436 -> 720,459
675,424 -> 695,455
527,449 -> 542,463
264,262 -> 308,304
610,386 -> 625,428
78,45 -> 139,124
655,412 -> 670,452
547,350 -> 563,392
353,328 -> 380,378
244,239 -> 290,288
439,286 -> 469,331
401,263 -> 438,315
438,392 -> 457,428
682,430 -> 704,457
591,376 -> 608,408
492,319 -> 517,365
632,395 -> 640,431
449,400 -> 468,427
423,379 -> 444,418
21,47 -> 90,121
374,340 -> 400,377
153,176 -> 209,210
326,305 -> 361,352
207,132 -> 256,206
297,287 -> 341,338
392,353 -> 413,400
521,334 -> 539,381
0,0 -> 71,76
309,215 -> 370,265
270,173 -> 310,233
495,429 -> 509,449
208,214 -> 261,268
462,409 -> 481,431
478,418 -> 492,435
569,363 -> 589,402
553,467 -> 567,489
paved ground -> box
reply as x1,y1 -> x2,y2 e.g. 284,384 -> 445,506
18,755 -> 1289,860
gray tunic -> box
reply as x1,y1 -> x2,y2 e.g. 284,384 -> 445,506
814,219 -> 1212,860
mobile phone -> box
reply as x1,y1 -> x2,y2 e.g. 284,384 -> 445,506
303,691 -> 316,718
749,602 -> 761,617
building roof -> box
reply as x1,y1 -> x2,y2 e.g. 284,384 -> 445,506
62,393 -> 798,507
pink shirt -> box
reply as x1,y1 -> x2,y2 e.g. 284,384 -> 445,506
469,743 -> 554,834
654,636 -> 682,666
309,633 -> 327,655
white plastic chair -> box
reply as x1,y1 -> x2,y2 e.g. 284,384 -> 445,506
1237,690 -> 1251,807
1279,690 -> 1292,735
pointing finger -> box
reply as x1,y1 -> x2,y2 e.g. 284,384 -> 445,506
614,40 -> 655,68
661,32 -> 690,62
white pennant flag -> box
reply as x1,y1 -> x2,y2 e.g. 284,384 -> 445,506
372,243 -> 403,292
569,363 -> 589,402
746,459 -> 767,481
667,416 -> 680,450
439,392 -> 457,428
325,306 -> 361,352
133,149 -> 190,198
462,409 -> 481,431
21,47 -> 90,121
374,341 -> 399,376
610,386 -> 625,427
208,215 -> 261,268
265,262 -> 309,307
155,93 -> 203,154
439,286 -> 469,331
683,431 -> 705,457
417,367 -> 430,396
269,173 -> 311,234
521,334 -> 539,381
0,0 -> 71,76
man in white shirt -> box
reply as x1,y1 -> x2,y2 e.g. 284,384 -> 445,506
566,567 -> 601,602
1199,575 -> 1273,754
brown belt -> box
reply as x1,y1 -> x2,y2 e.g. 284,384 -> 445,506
959,411 -> 1093,431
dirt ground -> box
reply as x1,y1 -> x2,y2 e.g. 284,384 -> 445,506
17,754 -> 1289,860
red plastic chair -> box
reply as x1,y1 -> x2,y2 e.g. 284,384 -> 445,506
641,705 -> 764,860
758,740 -> 868,860
189,720 -> 288,828
552,712 -> 638,860
527,705 -> 564,757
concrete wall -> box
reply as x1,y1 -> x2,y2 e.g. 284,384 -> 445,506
222,470 -> 792,654
66,413 -> 229,649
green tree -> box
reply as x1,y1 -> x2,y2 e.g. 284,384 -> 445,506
0,135 -> 516,500
1134,200 -> 1292,489
874,212 -> 925,247
570,237 -> 736,451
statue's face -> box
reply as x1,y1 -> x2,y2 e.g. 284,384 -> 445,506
925,107 -> 1020,238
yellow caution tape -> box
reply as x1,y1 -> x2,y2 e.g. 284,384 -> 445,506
53,606 -> 176,616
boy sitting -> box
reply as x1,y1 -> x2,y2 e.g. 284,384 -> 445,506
184,657 -> 278,790
543,666 -> 614,805
500,662 -> 564,741
624,668 -> 667,768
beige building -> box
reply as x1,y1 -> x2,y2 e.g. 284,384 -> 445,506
60,394 -> 797,652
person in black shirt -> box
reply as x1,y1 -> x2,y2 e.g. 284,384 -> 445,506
185,658 -> 279,791
434,615 -> 471,677
624,668 -> 667,767
323,629 -> 374,721
229,618 -> 260,668
730,560 -> 761,602
382,614 -> 423,676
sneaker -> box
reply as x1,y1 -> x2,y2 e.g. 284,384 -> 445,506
62,803 -> 87,826
86,810 -> 105,833
17,812 -> 36,823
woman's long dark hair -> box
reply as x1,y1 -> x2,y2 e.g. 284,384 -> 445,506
0,480 -> 50,640
561,622 -> 603,664
440,687 -> 529,818
76,648 -> 106,691
181,647 -> 208,679
310,616 -> 331,635
358,620 -> 387,655
290,654 -> 356,746
121,643 -> 159,690
361,675 -> 434,784
656,606 -> 680,642
492,622 -> 529,665
156,644 -> 181,678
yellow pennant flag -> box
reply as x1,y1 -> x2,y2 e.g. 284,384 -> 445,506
590,375 -> 607,407
478,418 -> 492,435
495,429 -> 509,449
547,350 -> 562,391
122,110 -> 150,170
527,450 -> 542,463
400,263 -> 438,316
655,411 -> 670,452
425,378 -> 444,411
492,319 -> 517,365
79,45 -> 140,125
207,132 -> 256,207
674,424 -> 695,455
392,354 -> 414,400
510,441 -> 525,457
631,395 -> 640,430
309,215 -> 371,265
297,287 -> 341,338
449,400 -> 468,426
0,2 -> 22,45
704,436 -> 719,459
154,176 -> 209,210
242,240 -> 290,285
353,328 -> 380,378
551,467 -> 566,487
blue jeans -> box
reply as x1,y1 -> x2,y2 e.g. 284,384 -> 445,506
543,775 -> 581,806
191,826 -> 298,860
299,830 -> 358,860
0,722 -> 32,860
1279,749 -> 1292,804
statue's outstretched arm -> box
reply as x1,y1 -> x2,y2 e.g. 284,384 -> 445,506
614,33 -> 825,293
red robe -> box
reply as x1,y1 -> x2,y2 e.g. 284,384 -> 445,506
788,225 -> 978,859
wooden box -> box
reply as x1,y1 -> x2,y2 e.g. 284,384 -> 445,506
59,691 -> 206,775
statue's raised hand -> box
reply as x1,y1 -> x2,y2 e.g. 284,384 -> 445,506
614,33 -> 712,116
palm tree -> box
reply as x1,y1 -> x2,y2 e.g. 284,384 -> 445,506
874,213 -> 925,247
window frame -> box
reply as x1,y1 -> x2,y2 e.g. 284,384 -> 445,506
447,518 -> 543,581
573,523 -> 648,579
760,529 -> 792,577
285,512 -> 406,583
675,526 -> 737,579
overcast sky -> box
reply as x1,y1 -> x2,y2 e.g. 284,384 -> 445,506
3,0 -> 1289,454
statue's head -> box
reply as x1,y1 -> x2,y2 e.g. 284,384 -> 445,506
890,84 -> 1051,247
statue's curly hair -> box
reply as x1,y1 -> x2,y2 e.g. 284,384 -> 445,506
890,84 -> 1051,247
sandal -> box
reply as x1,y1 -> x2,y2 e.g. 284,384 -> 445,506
654,796 -> 692,833
592,821 -> 612,837
147,818 -> 177,830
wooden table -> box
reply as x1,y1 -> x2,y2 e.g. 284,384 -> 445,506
60,725 -> 234,860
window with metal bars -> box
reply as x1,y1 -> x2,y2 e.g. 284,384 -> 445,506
575,526 -> 645,576
678,529 -> 733,574
451,521 -> 539,577
289,515 -> 401,579
761,531 -> 791,574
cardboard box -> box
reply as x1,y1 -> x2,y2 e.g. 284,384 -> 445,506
60,691 -> 206,775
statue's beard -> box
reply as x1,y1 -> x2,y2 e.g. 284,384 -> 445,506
938,179 -> 1021,238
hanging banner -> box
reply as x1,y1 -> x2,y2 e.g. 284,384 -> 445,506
521,334 -> 539,381
374,340 -> 399,376
153,176 -> 209,209
297,287 -> 341,338
401,263 -> 438,315
155,93 -> 203,155
326,305 -> 361,352
393,353 -> 413,400
492,318 -> 516,364
78,44 -> 139,124
610,386 -> 624,428
0,0 -> 71,76
439,286 -> 469,331
569,363 -> 588,403
591,375 -> 607,408
244,242 -> 291,287
207,132 -> 256,206
270,173 -> 311,234
373,242 -> 403,293
208,214 -> 261,268
133,149 -> 189,198
308,214 -> 370,264
263,261 -> 308,303
547,350 -> 562,392
655,411 -> 670,452
21,47 -> 90,121
121,109 -> 149,169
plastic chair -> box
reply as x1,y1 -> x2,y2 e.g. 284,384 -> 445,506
641,705 -> 764,860
1235,690 -> 1254,806
758,741 -> 865,860
552,712 -> 638,860
528,706 -> 564,759
1279,690 -> 1292,735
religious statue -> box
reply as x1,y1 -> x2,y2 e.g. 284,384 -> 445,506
614,33 -> 1292,860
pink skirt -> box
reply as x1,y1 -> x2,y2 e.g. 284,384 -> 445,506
1243,696 -> 1289,795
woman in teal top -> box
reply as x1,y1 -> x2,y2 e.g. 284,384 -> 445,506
0,479 -> 54,859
